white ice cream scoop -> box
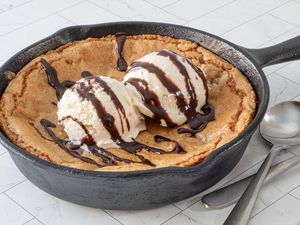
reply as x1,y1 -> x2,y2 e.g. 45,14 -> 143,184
123,49 -> 207,127
57,74 -> 145,148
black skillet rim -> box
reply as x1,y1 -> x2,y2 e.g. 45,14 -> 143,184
0,21 -> 269,178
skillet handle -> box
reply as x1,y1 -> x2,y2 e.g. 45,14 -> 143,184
243,36 -> 300,68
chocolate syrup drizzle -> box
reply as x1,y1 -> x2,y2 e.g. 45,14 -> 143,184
185,57 -> 209,102
115,32 -> 128,72
37,59 -> 188,167
130,61 -> 190,117
74,74 -> 183,157
127,50 -> 214,135
154,135 -> 186,154
81,71 -> 130,133
40,119 -> 103,167
40,118 -> 154,167
125,78 -> 176,128
158,50 -> 198,116
28,122 -> 53,142
178,105 -> 215,136
60,116 -> 95,146
41,59 -> 75,99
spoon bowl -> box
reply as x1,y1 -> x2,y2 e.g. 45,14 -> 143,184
260,101 -> 300,146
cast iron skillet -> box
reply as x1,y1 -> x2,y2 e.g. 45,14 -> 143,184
0,22 -> 300,210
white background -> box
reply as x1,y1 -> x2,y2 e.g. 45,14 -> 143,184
0,0 -> 300,224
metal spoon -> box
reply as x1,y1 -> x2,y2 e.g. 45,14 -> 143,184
202,153 -> 300,209
223,101 -> 300,225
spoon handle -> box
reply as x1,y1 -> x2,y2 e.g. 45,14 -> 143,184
202,153 -> 300,209
223,145 -> 284,225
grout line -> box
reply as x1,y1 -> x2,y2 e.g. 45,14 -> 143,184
160,210 -> 183,225
48,0 -> 86,14
0,0 -> 33,15
263,62 -> 292,77
55,13 -> 77,25
22,218 -> 36,225
103,210 -> 125,225
183,0 -> 238,24
172,203 -> 182,210
275,72 -> 300,87
274,73 -> 289,104
256,26 -> 296,48
2,179 -> 27,194
250,183 -> 300,218
0,151 -> 7,157
87,0 -> 125,20
0,0 -> 86,38
4,192 -> 45,225
267,12 -> 300,29
291,94 -> 300,101
161,0 -> 181,9
178,211 -> 206,225
289,184 -> 300,194
289,192 -> 300,201
220,0 -> 293,36
269,9 -> 300,29
143,0 -> 187,22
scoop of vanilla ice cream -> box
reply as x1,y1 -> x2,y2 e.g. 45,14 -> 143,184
123,49 -> 207,127
57,75 -> 145,148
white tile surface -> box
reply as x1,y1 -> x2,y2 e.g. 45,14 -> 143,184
262,62 -> 291,76
1,1 -> 300,225
0,143 -> 7,154
144,0 -> 179,8
0,14 -> 73,61
222,14 -> 294,48
290,185 -> 300,200
174,201 -> 234,225
23,219 -> 43,225
269,26 -> 300,44
107,205 -> 180,225
292,94 -> 300,102
268,163 -> 300,196
267,73 -> 300,107
163,212 -> 202,225
0,0 -> 80,36
58,1 -> 123,25
90,0 -> 185,24
270,1 -> 300,27
6,180 -> 121,225
164,0 -> 234,21
276,61 -> 300,85
185,0 -> 290,35
248,195 -> 300,225
0,0 -> 31,13
0,153 -> 25,193
0,193 -> 32,225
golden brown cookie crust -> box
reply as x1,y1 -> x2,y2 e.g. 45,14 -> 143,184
0,34 -> 256,171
